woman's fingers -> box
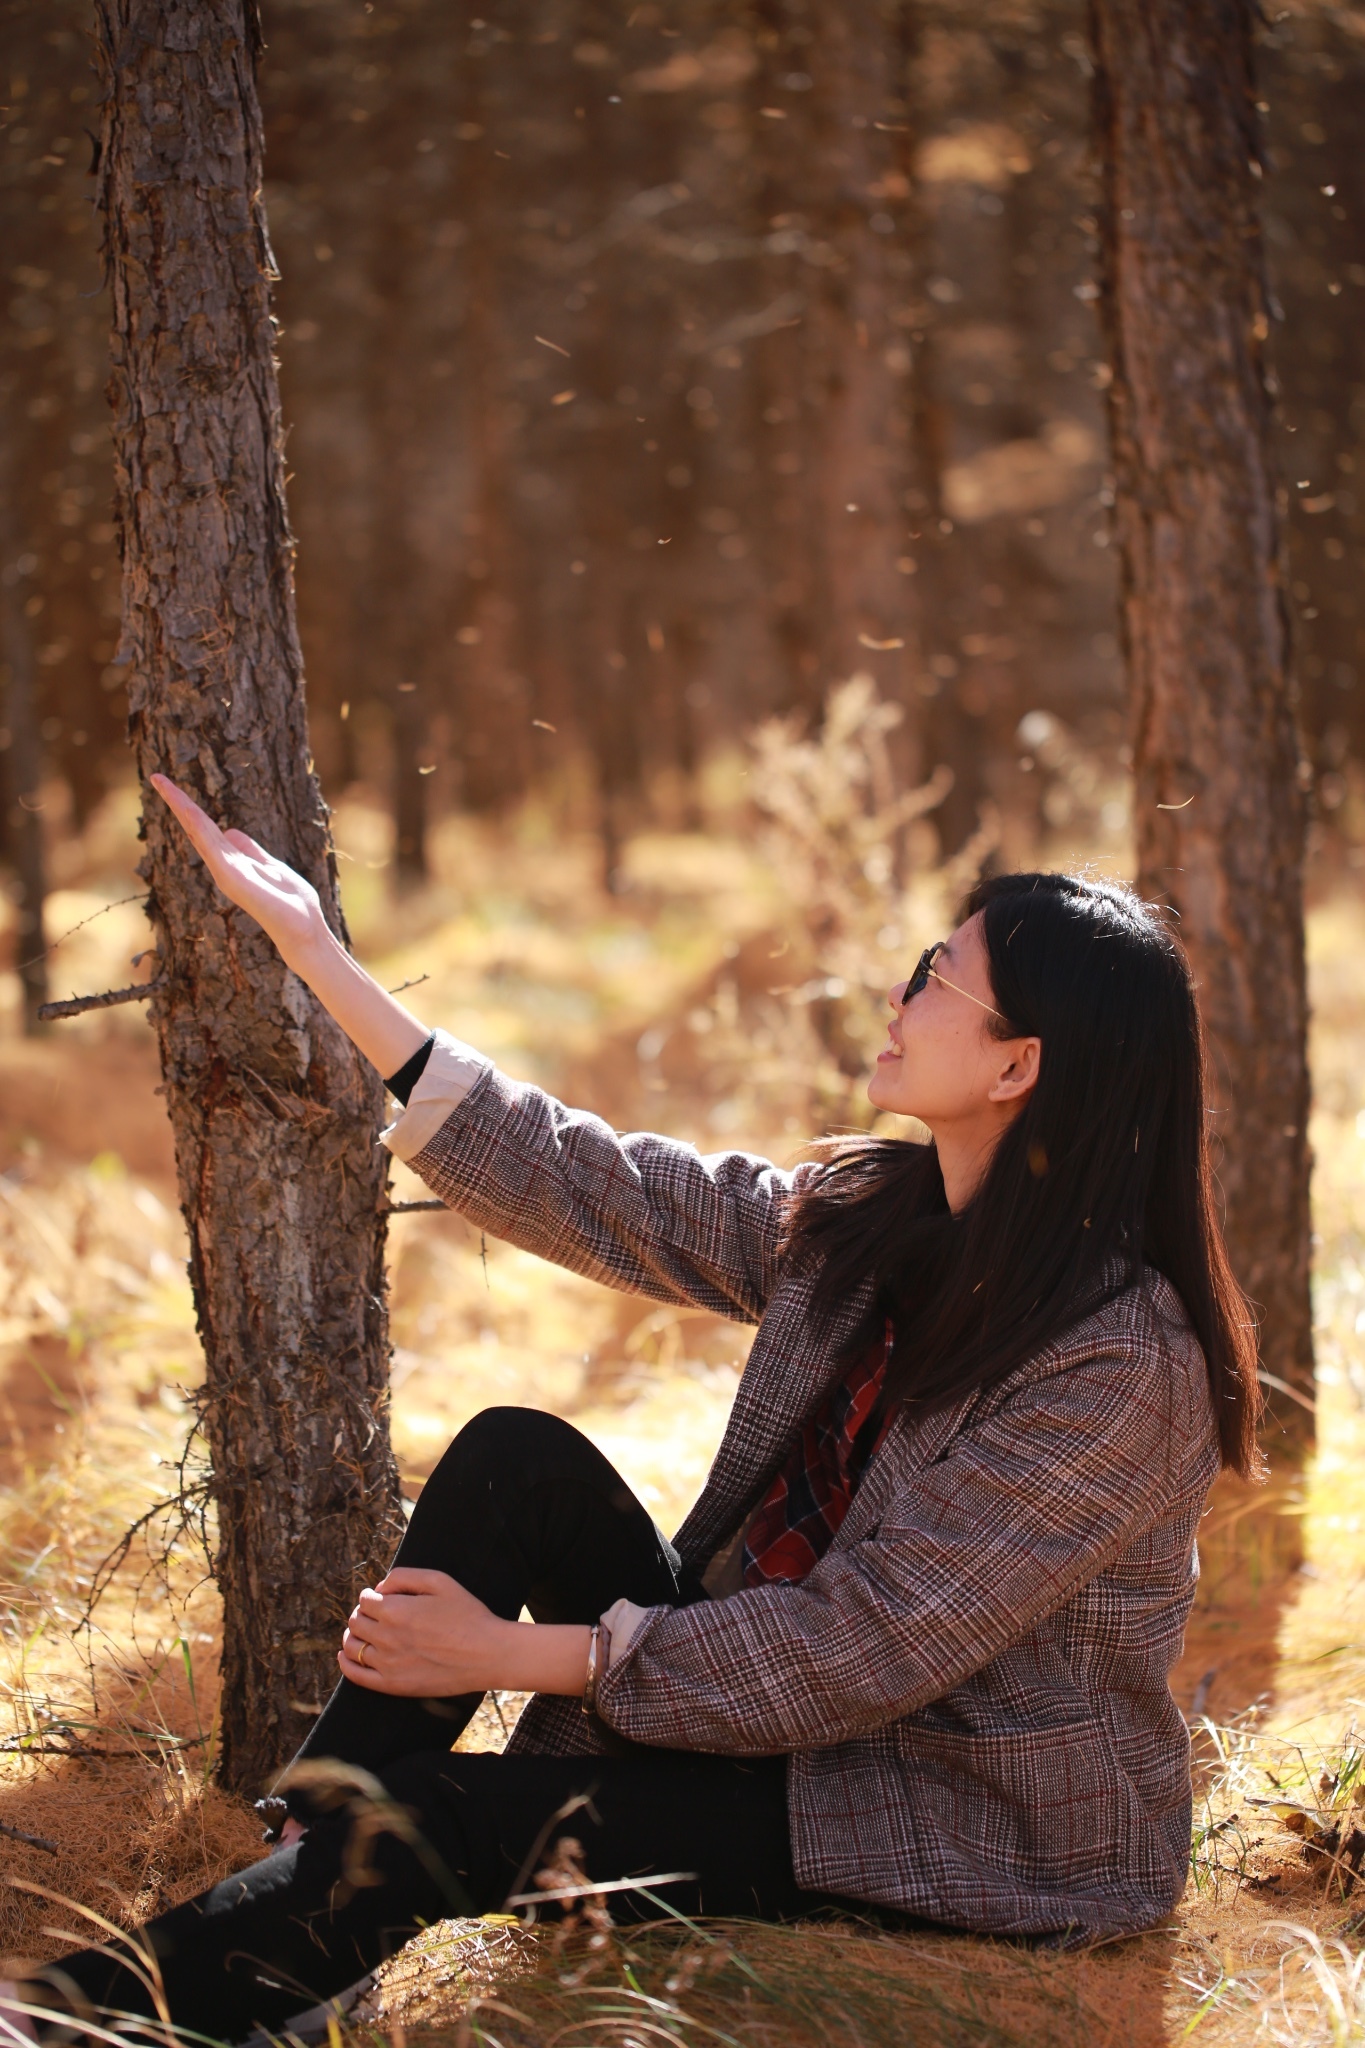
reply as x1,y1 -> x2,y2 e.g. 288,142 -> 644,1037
222,827 -> 276,864
154,782 -> 271,880
151,774 -> 224,857
340,1617 -> 385,1687
376,1567 -> 452,1596
154,780 -> 275,888
338,1641 -> 384,1688
149,774 -> 324,954
152,775 -> 246,893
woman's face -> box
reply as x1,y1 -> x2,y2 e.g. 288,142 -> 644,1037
867,912 -> 1038,1135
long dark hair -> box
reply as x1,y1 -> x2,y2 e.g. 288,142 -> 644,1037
785,871 -> 1262,1477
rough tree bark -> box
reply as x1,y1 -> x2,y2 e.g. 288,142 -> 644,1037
95,0 -> 402,1788
1089,0 -> 1313,1445
0,462 -> 49,1034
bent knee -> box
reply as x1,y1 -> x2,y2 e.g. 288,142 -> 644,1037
437,1405 -> 596,1486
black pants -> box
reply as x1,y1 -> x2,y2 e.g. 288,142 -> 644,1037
31,1411 -> 820,2045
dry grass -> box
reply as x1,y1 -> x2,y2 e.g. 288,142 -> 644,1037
2,732 -> 1365,2040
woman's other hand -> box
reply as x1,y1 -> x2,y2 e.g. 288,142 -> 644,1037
151,775 -> 326,966
340,1568 -> 500,1696
339,1567 -> 594,1700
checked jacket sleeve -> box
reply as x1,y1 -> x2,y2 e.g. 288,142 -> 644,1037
397,1043 -> 805,1325
596,1329 -> 1208,1754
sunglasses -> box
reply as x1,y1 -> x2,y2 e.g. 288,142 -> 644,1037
902,942 -> 1008,1023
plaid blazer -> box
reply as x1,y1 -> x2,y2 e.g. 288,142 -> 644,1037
410,1062 -> 1220,1939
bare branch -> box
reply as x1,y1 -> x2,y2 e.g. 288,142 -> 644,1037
38,976 -> 169,1022
0,1818 -> 59,1854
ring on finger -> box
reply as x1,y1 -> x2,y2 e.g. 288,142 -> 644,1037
355,1640 -> 369,1670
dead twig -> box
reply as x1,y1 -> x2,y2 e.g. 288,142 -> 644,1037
0,1819 -> 60,1854
38,976 -> 169,1021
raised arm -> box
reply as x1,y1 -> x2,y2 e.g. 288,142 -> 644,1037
403,1057 -> 796,1320
153,776 -> 796,1320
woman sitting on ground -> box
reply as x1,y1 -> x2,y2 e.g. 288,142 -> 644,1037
1,775 -> 1260,2046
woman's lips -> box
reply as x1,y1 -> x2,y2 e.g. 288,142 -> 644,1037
877,1039 -> 904,1062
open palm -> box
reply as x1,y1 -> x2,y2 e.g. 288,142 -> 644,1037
151,774 -> 324,956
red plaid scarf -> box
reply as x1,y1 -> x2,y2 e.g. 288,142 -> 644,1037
742,1322 -> 893,1588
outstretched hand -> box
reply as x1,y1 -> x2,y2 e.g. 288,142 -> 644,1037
151,774 -> 326,962
149,772 -> 431,1074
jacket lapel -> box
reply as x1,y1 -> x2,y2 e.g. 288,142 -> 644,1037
834,1393 -> 978,1549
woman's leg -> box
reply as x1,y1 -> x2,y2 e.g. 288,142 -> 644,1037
28,1749 -> 808,2045
287,1407 -> 704,1793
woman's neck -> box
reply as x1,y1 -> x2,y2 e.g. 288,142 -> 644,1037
933,1114 -> 1015,1213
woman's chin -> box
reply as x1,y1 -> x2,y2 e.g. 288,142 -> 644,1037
866,1065 -> 902,1113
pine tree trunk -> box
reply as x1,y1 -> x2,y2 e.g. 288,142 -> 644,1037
1089,0 -> 1313,1445
94,0 -> 402,1788
749,0 -> 919,718
0,459 -> 49,1034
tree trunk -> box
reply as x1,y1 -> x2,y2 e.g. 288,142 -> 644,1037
0,459 -> 49,1035
748,0 -> 919,720
1089,0 -> 1313,1446
95,0 -> 402,1789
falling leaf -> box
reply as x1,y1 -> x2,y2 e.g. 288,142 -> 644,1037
858,633 -> 905,651
552,389 -> 576,405
532,719 -> 558,732
535,335 -> 571,356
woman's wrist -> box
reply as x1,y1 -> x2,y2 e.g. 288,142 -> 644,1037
274,903 -> 345,979
491,1617 -> 593,1698
275,919 -> 431,1077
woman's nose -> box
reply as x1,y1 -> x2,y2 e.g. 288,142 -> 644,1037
890,981 -> 910,1009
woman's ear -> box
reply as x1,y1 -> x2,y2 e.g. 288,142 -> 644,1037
988,1036 -> 1041,1107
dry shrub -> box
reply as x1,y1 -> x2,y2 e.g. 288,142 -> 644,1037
633,674 -> 987,1145
746,672 -> 967,1117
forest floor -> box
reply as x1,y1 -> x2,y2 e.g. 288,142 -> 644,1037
3,781 -> 1365,2044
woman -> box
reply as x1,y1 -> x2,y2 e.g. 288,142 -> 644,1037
2,776 -> 1259,2045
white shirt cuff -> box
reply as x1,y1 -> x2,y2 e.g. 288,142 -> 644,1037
380,1028 -> 491,1163
601,1596 -> 653,1670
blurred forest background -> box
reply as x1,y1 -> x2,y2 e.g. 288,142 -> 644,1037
3,0 -> 1362,894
